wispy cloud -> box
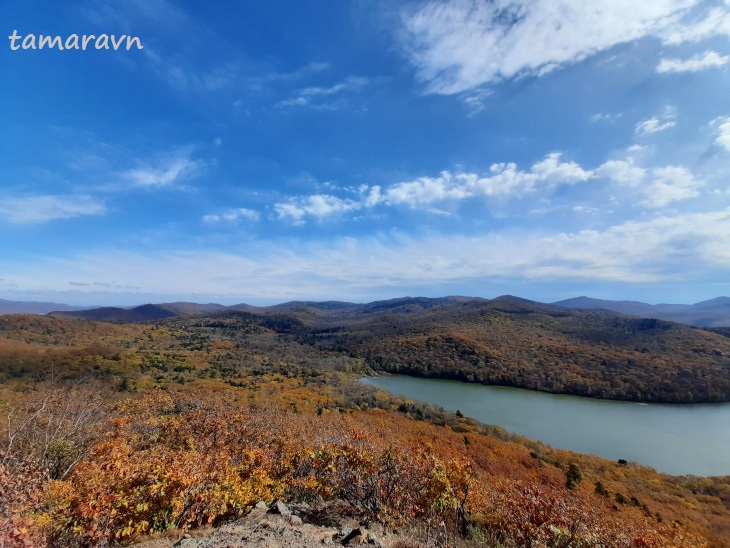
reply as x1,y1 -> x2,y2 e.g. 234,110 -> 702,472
657,49 -> 730,72
398,0 -> 705,94
590,112 -> 623,123
277,76 -> 368,108
660,5 -> 730,45
7,208 -> 730,300
119,148 -> 205,189
203,208 -> 260,224
0,195 -> 106,224
245,61 -> 330,94
635,106 -> 677,135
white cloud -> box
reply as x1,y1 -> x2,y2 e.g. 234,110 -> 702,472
270,148 -> 708,224
398,0 -> 704,94
274,195 -> 362,223
595,158 -> 647,186
715,116 -> 730,151
384,172 -> 471,206
590,113 -> 623,123
0,195 -> 106,224
119,149 -> 204,188
661,5 -> 730,44
383,153 -> 592,206
7,208 -> 730,300
203,208 -> 260,224
278,76 -> 368,108
635,106 -> 677,135
644,166 -> 704,206
596,157 -> 702,206
657,49 -> 730,72
272,153 -> 593,222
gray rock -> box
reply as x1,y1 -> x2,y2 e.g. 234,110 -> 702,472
269,501 -> 292,519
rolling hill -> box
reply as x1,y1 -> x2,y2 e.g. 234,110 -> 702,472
48,302 -> 226,323
288,295 -> 730,403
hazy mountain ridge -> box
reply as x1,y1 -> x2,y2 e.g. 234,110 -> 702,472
553,296 -> 730,327
4,294 -> 730,327
0,299 -> 88,315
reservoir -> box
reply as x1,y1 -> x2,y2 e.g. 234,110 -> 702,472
361,375 -> 730,477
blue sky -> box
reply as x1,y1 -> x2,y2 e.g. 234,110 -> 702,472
1,0 -> 730,306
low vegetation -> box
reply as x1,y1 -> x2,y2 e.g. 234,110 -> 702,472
0,311 -> 729,546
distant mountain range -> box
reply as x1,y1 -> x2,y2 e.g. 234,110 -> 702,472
552,296 -> 730,327
0,298 -> 87,315
1,294 -> 729,327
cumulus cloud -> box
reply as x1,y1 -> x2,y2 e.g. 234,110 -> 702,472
203,208 -> 260,224
596,158 -> 703,206
271,149 -> 707,224
715,116 -> 730,151
398,0 -> 712,94
644,166 -> 704,206
657,49 -> 730,72
0,195 -> 106,224
272,153 -> 593,223
273,147 -> 712,225
595,158 -> 647,187
273,194 -> 362,224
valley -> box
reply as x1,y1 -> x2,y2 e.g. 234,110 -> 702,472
2,296 -> 730,546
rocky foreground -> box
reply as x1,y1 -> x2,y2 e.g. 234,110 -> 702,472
136,500 -> 432,548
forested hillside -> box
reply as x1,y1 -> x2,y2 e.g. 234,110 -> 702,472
1,310 -> 730,546
299,296 -> 730,403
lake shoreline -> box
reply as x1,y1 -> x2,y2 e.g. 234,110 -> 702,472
361,374 -> 730,476
364,368 -> 730,405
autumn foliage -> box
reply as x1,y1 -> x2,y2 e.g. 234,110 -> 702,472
0,314 -> 727,546
0,390 -> 707,547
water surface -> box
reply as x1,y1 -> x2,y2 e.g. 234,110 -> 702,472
362,375 -> 730,476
